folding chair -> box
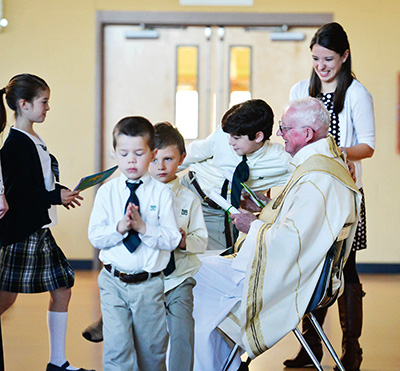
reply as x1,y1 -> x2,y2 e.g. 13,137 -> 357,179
291,225 -> 352,371
221,224 -> 352,371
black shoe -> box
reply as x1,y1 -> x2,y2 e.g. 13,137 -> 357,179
283,346 -> 322,368
82,329 -> 103,343
82,318 -> 103,343
238,359 -> 251,370
46,361 -> 95,371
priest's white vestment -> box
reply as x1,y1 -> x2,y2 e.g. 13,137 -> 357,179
192,136 -> 361,371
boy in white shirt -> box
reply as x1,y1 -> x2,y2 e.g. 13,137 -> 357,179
149,122 -> 207,371
180,99 -> 291,251
84,122 -> 208,370
88,116 -> 181,371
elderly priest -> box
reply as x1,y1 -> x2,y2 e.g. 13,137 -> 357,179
192,97 -> 362,371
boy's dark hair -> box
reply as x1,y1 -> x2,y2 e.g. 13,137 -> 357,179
0,73 -> 49,133
221,99 -> 274,141
154,121 -> 186,155
112,116 -> 155,150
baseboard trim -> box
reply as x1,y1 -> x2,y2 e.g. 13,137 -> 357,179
356,263 -> 400,274
69,260 -> 400,274
70,260 -> 94,270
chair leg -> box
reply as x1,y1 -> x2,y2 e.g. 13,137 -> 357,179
307,313 -> 346,371
222,344 -> 239,371
293,328 -> 324,371
284,308 -> 327,368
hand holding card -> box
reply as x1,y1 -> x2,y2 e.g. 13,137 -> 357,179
74,166 -> 118,191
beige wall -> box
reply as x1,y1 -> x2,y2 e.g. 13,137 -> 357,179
0,0 -> 398,264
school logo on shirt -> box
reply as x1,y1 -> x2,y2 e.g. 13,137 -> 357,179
150,205 -> 157,211
181,209 -> 188,216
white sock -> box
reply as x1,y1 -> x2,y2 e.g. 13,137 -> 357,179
47,311 -> 79,371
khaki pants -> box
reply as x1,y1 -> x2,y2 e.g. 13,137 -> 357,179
165,277 -> 196,371
99,268 -> 168,371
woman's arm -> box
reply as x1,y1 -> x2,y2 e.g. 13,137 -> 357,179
341,143 -> 374,162
343,83 -> 375,161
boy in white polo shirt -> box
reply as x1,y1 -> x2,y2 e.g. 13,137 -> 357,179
149,122 -> 207,371
88,116 -> 181,371
181,99 -> 291,251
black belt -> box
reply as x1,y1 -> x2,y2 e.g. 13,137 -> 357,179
188,171 -> 220,209
104,264 -> 161,284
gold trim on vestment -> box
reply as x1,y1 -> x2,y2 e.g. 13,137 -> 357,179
227,311 -> 240,326
288,218 -> 303,323
245,222 -> 270,355
272,155 -> 359,211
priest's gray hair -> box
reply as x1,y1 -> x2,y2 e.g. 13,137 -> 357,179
287,97 -> 330,137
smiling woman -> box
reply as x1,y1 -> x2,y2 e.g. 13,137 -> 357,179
287,23 -> 376,371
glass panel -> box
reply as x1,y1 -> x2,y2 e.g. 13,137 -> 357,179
229,46 -> 251,107
175,46 -> 199,139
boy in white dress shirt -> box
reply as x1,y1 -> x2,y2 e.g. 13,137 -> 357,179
84,122 -> 208,370
149,122 -> 207,371
88,117 -> 181,371
180,99 -> 291,251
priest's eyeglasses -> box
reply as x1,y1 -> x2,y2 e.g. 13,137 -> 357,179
278,121 -> 316,134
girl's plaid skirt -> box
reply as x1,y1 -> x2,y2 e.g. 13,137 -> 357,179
0,228 -> 75,293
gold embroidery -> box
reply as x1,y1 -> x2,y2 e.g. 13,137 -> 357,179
227,311 -> 240,326
245,222 -> 270,355
287,218 -> 302,322
273,152 -> 358,211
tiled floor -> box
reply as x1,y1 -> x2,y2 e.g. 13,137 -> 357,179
2,272 -> 399,370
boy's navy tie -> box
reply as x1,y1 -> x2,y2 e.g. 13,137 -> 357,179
123,180 -> 142,253
163,252 -> 176,276
231,155 -> 250,209
219,155 -> 250,249
230,155 -> 250,242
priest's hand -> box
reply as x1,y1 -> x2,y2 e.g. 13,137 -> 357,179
240,190 -> 270,212
231,209 -> 257,234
